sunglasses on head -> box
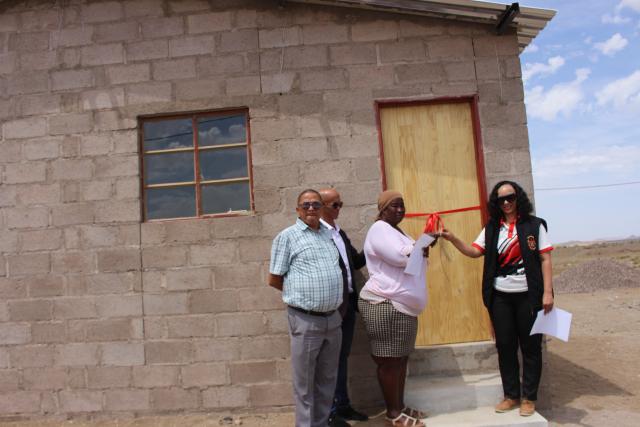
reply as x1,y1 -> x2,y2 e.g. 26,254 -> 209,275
327,201 -> 343,209
298,201 -> 323,210
497,193 -> 517,204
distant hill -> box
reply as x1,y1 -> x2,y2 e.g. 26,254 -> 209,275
553,238 -> 640,275
555,258 -> 640,293
558,236 -> 640,247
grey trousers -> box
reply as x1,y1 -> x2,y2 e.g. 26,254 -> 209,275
287,307 -> 342,427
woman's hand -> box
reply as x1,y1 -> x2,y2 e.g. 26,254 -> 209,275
422,236 -> 438,257
422,246 -> 430,258
439,229 -> 454,241
540,252 -> 553,314
438,229 -> 483,258
542,291 -> 554,314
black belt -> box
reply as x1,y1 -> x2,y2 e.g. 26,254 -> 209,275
288,306 -> 335,317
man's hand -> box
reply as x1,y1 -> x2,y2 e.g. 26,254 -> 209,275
268,274 -> 284,291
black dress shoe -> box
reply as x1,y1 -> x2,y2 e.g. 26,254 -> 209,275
336,405 -> 369,421
328,414 -> 351,427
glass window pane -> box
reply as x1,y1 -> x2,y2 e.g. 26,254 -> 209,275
145,152 -> 194,185
146,186 -> 196,220
198,115 -> 246,147
201,182 -> 250,214
199,147 -> 247,181
144,119 -> 193,151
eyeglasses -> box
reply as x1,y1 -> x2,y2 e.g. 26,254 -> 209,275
497,193 -> 517,204
327,201 -> 343,209
298,201 -> 323,210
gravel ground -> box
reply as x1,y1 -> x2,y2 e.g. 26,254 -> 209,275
554,259 -> 640,293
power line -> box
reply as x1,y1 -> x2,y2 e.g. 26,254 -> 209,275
536,181 -> 640,191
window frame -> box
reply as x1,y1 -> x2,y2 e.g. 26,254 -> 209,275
139,108 -> 254,222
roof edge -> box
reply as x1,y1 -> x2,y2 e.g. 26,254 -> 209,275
285,0 -> 556,52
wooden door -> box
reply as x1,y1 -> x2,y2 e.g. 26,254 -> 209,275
379,100 -> 492,346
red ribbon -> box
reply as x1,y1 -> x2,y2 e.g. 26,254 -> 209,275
405,205 -> 482,233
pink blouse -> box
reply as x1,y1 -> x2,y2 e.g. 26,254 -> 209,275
361,220 -> 428,317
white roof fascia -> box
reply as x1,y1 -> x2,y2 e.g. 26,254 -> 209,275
285,0 -> 556,52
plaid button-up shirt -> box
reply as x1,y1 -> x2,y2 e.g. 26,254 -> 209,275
270,218 -> 343,312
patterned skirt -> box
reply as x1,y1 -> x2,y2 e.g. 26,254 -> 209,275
358,298 -> 418,357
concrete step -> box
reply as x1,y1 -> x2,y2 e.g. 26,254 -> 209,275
402,342 -> 548,426
409,341 -> 498,376
405,372 -> 503,413
417,406 -> 548,427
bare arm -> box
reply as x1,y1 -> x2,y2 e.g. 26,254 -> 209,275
540,251 -> 553,313
440,229 -> 483,258
268,274 -> 284,291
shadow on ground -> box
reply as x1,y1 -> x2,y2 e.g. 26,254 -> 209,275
540,350 -> 633,426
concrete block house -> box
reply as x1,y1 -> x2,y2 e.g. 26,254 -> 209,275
0,0 -> 554,420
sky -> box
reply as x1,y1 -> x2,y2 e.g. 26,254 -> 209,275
514,0 -> 640,243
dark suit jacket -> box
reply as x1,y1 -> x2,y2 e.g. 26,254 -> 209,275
337,228 -> 366,317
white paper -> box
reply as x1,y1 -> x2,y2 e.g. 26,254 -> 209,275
404,234 -> 436,276
530,307 -> 572,342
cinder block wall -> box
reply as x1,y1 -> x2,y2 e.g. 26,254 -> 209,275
0,0 -> 531,418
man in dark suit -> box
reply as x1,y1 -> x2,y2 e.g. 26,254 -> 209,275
319,188 -> 368,427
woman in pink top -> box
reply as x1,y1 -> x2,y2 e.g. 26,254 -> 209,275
358,190 -> 432,427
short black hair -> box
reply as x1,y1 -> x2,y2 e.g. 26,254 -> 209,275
296,189 -> 322,205
487,180 -> 533,221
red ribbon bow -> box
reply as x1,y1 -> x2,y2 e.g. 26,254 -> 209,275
405,205 -> 482,234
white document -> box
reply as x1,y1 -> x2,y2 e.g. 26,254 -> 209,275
530,307 -> 572,342
404,234 -> 436,276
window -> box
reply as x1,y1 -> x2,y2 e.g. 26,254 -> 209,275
140,110 -> 253,221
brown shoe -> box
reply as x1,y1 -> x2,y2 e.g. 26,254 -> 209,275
495,398 -> 520,413
520,399 -> 535,416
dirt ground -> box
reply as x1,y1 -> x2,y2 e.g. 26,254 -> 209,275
539,288 -> 640,426
2,242 -> 639,427
540,241 -> 640,425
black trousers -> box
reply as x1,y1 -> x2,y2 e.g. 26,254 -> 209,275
332,293 -> 357,413
490,290 -> 543,401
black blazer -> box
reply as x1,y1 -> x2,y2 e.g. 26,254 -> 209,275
482,215 -> 548,311
337,228 -> 366,316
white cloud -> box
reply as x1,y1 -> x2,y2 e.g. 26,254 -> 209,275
602,13 -> 631,24
534,144 -> 640,179
617,0 -> 640,12
198,123 -> 245,145
522,56 -> 565,83
522,43 -> 539,54
596,70 -> 640,108
594,33 -> 629,55
525,68 -> 590,121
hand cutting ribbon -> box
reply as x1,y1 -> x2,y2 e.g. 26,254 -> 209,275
405,205 -> 482,234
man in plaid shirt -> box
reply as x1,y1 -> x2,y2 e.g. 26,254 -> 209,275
269,189 -> 344,427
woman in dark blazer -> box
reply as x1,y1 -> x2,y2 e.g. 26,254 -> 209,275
440,181 -> 554,417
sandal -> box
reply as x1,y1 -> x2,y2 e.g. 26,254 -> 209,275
385,412 -> 425,427
403,407 -> 429,419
